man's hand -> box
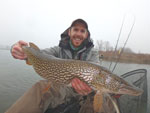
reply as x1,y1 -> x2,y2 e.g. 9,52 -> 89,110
11,40 -> 28,60
71,78 -> 92,95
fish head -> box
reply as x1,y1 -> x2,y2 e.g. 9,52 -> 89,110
115,75 -> 143,96
22,42 -> 40,65
91,69 -> 143,96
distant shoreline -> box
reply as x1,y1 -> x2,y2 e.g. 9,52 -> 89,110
99,51 -> 150,65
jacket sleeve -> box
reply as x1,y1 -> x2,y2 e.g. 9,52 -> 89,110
86,49 -> 101,64
41,46 -> 60,57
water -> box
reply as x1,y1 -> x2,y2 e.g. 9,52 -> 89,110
0,50 -> 150,113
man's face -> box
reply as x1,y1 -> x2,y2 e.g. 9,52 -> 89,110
68,24 -> 88,48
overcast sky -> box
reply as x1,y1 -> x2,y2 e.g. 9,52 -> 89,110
0,0 -> 150,53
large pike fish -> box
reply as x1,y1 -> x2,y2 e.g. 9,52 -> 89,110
22,42 -> 143,113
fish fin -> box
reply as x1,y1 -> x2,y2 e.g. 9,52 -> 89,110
93,91 -> 103,113
29,42 -> 40,51
119,84 -> 143,96
25,58 -> 32,65
42,82 -> 51,94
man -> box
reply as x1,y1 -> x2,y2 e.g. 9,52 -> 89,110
6,19 -> 100,113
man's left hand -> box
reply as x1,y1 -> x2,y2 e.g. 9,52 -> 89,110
71,78 -> 92,95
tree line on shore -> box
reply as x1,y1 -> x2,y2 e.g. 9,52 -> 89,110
96,40 -> 150,64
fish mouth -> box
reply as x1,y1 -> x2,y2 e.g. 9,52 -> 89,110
119,84 -> 143,96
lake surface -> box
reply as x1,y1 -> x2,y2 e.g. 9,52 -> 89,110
0,50 -> 150,113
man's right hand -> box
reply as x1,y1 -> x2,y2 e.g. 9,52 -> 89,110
11,40 -> 28,60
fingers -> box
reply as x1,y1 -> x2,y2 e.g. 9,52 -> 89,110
11,40 -> 28,60
18,40 -> 28,47
72,79 -> 84,95
12,51 -> 27,60
72,78 -> 91,95
13,45 -> 25,55
71,78 -> 92,95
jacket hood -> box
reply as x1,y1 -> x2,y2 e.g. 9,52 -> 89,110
59,27 -> 94,49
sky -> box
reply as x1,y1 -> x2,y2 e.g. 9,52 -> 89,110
0,0 -> 150,53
